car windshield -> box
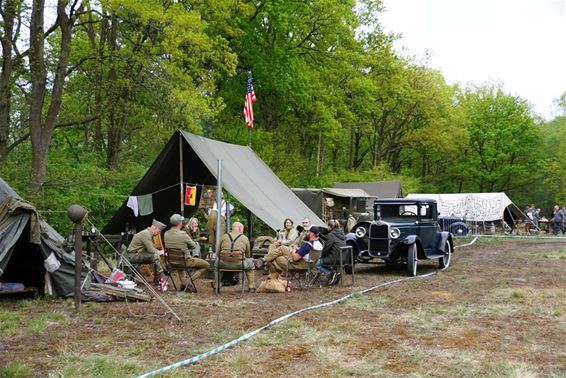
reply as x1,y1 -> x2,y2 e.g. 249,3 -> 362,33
378,203 -> 432,219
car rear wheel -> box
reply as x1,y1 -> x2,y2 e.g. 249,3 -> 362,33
439,240 -> 451,269
407,243 -> 417,277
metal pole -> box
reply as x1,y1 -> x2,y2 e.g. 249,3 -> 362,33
247,211 -> 253,243
215,160 -> 222,294
179,131 -> 185,214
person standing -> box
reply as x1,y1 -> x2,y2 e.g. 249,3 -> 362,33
551,205 -> 563,236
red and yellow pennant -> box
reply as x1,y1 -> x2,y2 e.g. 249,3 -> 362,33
184,185 -> 197,206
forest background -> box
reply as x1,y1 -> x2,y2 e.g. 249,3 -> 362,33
0,0 -> 565,235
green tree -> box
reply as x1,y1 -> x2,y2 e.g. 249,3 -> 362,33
456,83 -> 543,197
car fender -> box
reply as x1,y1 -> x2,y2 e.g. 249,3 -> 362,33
401,234 -> 418,245
436,231 -> 452,253
448,221 -> 468,236
346,233 -> 365,259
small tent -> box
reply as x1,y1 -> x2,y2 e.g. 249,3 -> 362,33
0,178 -> 86,296
102,131 -> 325,235
334,180 -> 403,198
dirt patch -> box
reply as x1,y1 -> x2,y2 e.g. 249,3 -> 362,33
1,238 -> 565,377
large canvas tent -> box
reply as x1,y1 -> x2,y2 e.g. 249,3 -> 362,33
103,131 -> 324,235
334,180 -> 403,198
406,192 -> 515,222
0,178 -> 86,297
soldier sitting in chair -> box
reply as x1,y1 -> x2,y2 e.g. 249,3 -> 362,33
218,222 -> 256,292
164,214 -> 210,289
126,219 -> 167,286
257,226 -> 323,274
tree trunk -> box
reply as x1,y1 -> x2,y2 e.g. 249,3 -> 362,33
105,12 -> 121,169
0,0 -> 17,162
28,0 -> 75,193
316,129 -> 322,176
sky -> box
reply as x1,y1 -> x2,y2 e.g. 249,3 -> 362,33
379,0 -> 566,120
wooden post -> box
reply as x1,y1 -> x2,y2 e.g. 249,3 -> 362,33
68,204 -> 88,312
74,223 -> 83,311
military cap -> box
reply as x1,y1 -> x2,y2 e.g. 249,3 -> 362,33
152,219 -> 166,230
309,226 -> 320,235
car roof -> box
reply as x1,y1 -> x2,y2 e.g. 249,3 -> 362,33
374,198 -> 437,205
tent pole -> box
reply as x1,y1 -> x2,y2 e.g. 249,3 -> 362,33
179,131 -> 184,215
247,211 -> 253,243
215,160 -> 222,294
247,127 -> 254,242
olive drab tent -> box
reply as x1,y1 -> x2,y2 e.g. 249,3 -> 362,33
0,177 -> 89,297
334,180 -> 404,198
292,187 -> 375,221
102,131 -> 325,235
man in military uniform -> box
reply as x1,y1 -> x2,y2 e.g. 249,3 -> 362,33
164,214 -> 210,287
126,219 -> 166,282
218,221 -> 256,292
206,206 -> 226,252
259,226 -> 323,273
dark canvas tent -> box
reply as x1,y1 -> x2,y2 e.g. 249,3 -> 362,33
334,180 -> 403,198
102,131 -> 324,234
0,178 -> 86,297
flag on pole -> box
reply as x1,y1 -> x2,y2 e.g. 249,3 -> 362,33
184,185 -> 197,206
243,74 -> 256,128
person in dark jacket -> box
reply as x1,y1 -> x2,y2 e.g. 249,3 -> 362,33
316,219 -> 346,286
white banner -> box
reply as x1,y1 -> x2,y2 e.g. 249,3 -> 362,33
406,193 -> 513,222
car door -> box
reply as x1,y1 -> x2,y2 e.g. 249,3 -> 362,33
417,203 -> 436,256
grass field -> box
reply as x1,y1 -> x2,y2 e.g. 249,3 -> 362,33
1,239 -> 565,377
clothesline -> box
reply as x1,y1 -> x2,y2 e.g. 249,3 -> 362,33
127,183 -> 215,217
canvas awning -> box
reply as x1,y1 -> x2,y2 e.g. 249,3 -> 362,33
406,192 -> 513,222
102,131 -> 325,234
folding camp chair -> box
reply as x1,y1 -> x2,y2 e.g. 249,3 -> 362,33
164,248 -> 197,293
284,250 -> 322,289
215,247 -> 246,294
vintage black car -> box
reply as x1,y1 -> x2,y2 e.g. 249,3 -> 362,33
346,198 -> 453,276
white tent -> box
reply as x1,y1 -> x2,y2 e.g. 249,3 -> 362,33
406,192 -> 513,222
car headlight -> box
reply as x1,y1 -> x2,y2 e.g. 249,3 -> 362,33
390,227 -> 401,239
355,226 -> 366,238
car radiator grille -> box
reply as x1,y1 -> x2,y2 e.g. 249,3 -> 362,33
369,223 -> 389,253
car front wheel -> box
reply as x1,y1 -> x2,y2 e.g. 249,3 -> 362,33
407,243 -> 417,277
439,240 -> 451,269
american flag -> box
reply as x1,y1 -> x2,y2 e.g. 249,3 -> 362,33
243,75 -> 256,128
